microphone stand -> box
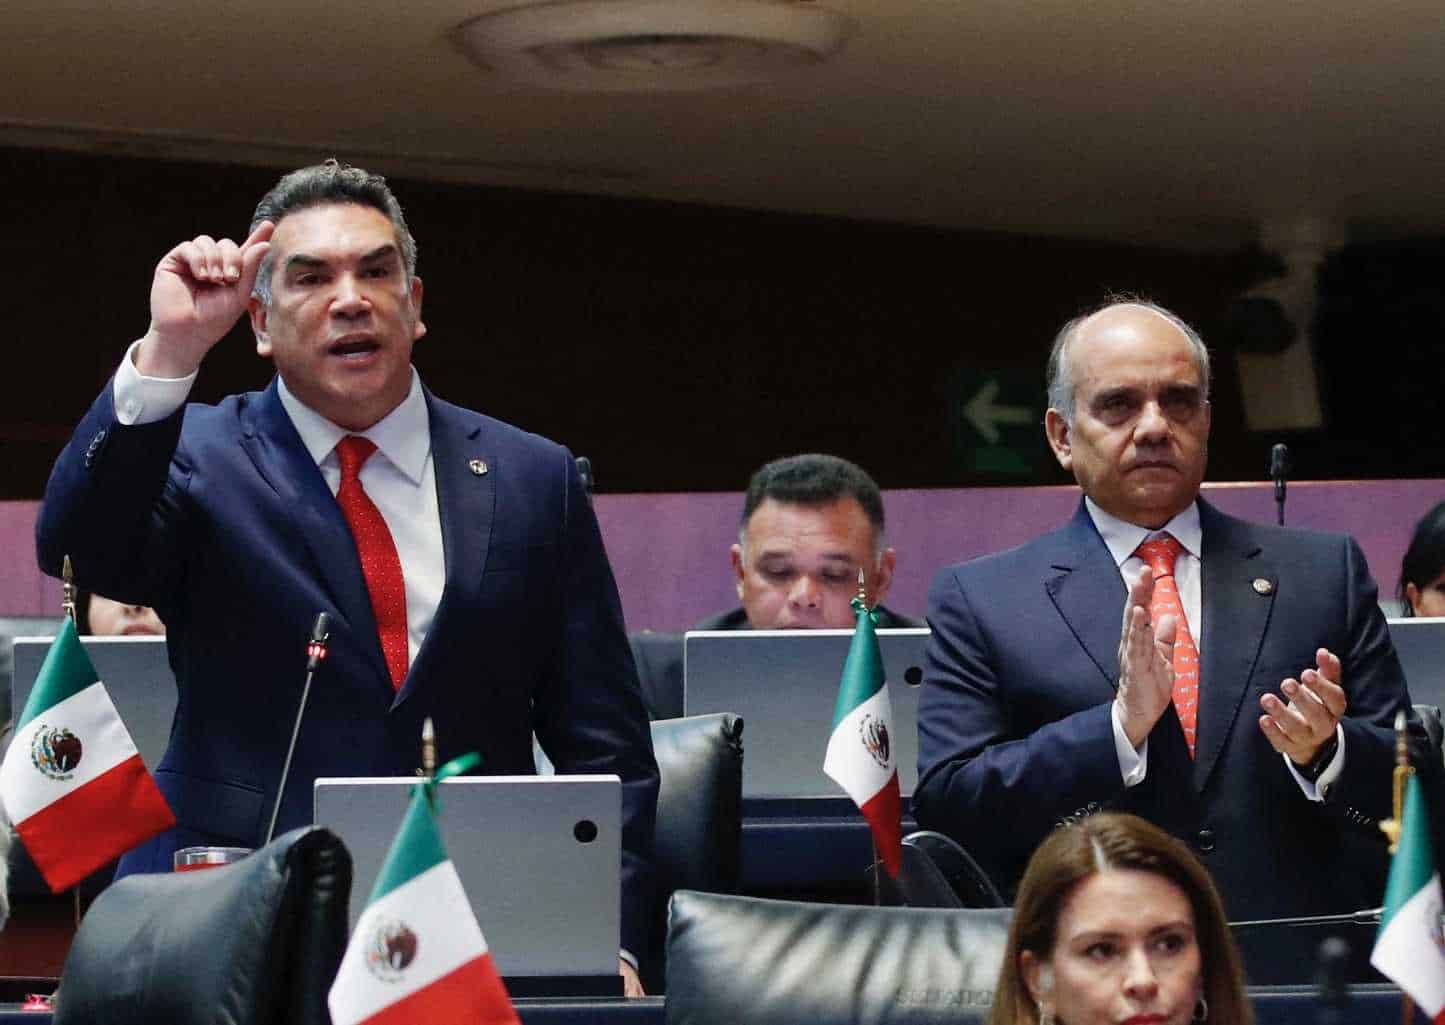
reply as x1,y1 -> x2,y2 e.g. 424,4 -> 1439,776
265,612 -> 330,846
1271,443 -> 1290,526
1229,907 -> 1381,929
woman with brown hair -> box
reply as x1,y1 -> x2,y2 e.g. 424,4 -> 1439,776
990,812 -> 1252,1025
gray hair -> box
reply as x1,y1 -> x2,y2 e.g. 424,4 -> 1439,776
1046,300 -> 1211,424
249,159 -> 418,306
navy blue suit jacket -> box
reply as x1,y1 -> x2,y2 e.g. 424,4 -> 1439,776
915,499 -> 1410,920
37,377 -> 659,956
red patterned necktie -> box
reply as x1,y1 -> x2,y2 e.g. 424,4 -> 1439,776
1135,534 -> 1199,757
335,436 -> 408,690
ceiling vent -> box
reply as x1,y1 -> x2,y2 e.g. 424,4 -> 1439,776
455,0 -> 854,91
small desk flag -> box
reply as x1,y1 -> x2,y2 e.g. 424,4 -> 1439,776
328,760 -> 520,1025
823,596 -> 903,878
0,617 -> 174,892
1370,772 -> 1445,1024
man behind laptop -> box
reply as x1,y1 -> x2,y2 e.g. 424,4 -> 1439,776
700,453 -> 923,630
36,161 -> 657,993
915,299 -> 1412,922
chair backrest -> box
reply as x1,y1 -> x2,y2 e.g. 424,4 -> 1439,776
647,713 -> 743,992
666,890 -> 1012,1025
630,631 -> 685,720
1415,703 -> 1443,766
54,826 -> 351,1025
878,830 -> 1007,910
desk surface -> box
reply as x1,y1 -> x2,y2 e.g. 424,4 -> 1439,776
0,988 -> 1413,1025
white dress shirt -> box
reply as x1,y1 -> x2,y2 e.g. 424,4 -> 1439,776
1085,497 -> 1342,799
113,341 -> 444,668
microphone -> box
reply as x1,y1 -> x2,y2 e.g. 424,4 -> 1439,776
265,612 -> 330,845
1315,936 -> 1351,1025
1270,443 -> 1290,526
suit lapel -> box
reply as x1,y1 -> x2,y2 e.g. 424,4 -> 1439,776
238,382 -> 378,660
1194,500 -> 1275,791
394,393 -> 497,709
1045,502 -> 1128,688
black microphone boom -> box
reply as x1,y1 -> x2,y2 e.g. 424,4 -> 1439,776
1270,443 -> 1290,526
265,611 -> 330,845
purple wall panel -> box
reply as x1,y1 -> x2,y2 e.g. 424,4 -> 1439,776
0,502 -> 56,616
6,480 -> 1445,627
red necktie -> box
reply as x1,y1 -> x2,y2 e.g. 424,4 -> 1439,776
335,436 -> 408,689
1135,534 -> 1199,757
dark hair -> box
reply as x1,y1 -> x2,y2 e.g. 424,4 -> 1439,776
990,813 -> 1252,1025
740,454 -> 885,541
249,159 -> 417,305
1399,501 -> 1445,616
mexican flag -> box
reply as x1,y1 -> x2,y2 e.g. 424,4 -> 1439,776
823,597 -> 903,878
1371,773 -> 1445,1024
0,617 -> 174,892
328,784 -> 520,1025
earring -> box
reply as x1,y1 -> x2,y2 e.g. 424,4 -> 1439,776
1038,1003 -> 1054,1025
1192,995 -> 1208,1024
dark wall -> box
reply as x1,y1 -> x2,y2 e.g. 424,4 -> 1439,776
2,145 -> 1436,499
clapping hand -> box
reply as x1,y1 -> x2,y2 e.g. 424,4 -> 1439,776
1114,565 -> 1178,749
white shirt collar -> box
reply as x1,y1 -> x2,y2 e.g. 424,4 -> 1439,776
275,368 -> 430,485
1085,496 -> 1203,568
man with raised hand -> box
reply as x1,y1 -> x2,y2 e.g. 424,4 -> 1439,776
37,161 -> 657,994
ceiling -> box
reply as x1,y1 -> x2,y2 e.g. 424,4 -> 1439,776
5,0 -> 1444,247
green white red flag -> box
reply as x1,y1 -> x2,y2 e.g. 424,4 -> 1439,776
328,773 -> 520,1025
0,616 -> 174,892
1370,772 -> 1445,1024
823,596 -> 903,877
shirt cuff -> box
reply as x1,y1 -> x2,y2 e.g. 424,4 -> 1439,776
1112,702 -> 1148,787
113,339 -> 198,425
1284,723 -> 1346,801
619,948 -> 638,971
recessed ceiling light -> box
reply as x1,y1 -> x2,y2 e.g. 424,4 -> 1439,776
455,0 -> 854,92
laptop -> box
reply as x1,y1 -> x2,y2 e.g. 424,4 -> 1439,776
1388,616 -> 1445,708
683,628 -> 929,800
314,774 -> 621,979
13,635 -> 175,769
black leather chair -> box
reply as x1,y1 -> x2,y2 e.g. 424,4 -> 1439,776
630,631 -> 685,720
878,830 -> 1007,909
666,889 -> 1012,1025
646,713 -> 743,993
1415,703 -> 1443,766
53,825 -> 351,1025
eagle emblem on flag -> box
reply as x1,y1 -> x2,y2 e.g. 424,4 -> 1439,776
30,725 -> 82,780
365,920 -> 419,981
858,713 -> 890,768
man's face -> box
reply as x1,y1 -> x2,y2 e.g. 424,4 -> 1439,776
1044,305 -> 1210,528
248,202 -> 425,431
730,497 -> 895,629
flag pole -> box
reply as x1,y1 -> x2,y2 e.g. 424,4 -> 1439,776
856,568 -> 884,908
1380,710 -> 1416,1025
60,557 -> 82,927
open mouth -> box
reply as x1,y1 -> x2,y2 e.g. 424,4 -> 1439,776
329,338 -> 380,358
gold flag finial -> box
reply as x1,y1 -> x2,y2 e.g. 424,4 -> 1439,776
856,567 -> 867,606
1379,709 -> 1412,853
61,555 -> 77,624
421,717 -> 437,778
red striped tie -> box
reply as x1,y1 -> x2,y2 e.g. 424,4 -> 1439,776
1135,534 -> 1199,757
335,436 -> 408,690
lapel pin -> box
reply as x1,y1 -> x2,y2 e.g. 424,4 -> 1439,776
469,459 -> 489,477
1252,578 -> 1274,596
